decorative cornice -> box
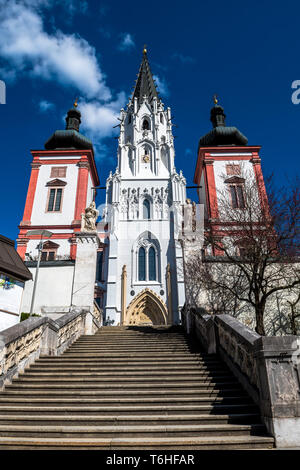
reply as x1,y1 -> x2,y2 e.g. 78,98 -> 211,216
45,178 -> 67,187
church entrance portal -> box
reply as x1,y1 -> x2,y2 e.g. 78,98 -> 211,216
125,289 -> 169,325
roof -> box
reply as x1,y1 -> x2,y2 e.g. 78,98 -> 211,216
199,126 -> 248,147
199,103 -> 248,147
132,51 -> 160,105
0,235 -> 32,282
44,106 -> 94,151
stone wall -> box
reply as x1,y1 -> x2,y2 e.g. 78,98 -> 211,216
182,307 -> 300,448
0,308 -> 101,390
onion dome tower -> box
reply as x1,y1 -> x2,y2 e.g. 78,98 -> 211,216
44,100 -> 93,151
199,96 -> 248,147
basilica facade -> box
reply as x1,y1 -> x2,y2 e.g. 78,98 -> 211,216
14,50 -> 269,328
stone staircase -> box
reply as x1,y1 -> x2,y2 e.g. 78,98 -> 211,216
0,325 -> 274,449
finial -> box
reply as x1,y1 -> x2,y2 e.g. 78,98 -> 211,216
213,94 -> 218,105
143,44 -> 147,54
74,97 -> 78,108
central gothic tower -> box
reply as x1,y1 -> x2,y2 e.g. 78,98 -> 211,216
103,49 -> 186,326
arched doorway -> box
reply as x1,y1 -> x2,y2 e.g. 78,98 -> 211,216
125,289 -> 168,325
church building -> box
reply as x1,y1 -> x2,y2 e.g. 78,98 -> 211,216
102,48 -> 186,326
14,50 -> 269,328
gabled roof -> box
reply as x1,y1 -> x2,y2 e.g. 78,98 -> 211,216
0,235 -> 32,282
132,51 -> 159,105
46,179 -> 67,187
224,176 -> 245,184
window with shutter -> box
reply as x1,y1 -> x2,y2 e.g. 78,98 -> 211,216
50,167 -> 67,178
47,188 -> 63,212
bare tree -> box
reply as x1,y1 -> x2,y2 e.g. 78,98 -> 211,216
185,169 -> 300,336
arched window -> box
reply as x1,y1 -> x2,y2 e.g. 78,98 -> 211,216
160,113 -> 164,124
148,246 -> 156,280
143,199 -> 151,219
142,119 -> 150,130
138,247 -> 146,281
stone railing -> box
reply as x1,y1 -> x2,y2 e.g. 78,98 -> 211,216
182,306 -> 300,448
0,309 -> 98,390
93,301 -> 103,328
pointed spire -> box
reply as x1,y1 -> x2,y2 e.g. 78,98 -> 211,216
131,47 -> 159,106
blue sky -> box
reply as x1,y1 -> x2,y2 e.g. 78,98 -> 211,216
0,0 -> 299,242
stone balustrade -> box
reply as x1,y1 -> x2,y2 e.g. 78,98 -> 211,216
0,308 -> 101,390
182,307 -> 300,448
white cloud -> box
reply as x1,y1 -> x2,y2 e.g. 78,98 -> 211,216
0,1 -> 111,100
153,74 -> 170,98
0,0 -> 129,159
39,99 -> 55,112
118,33 -> 135,51
80,92 -> 126,141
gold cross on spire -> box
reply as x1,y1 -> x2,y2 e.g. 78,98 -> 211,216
74,96 -> 79,108
213,94 -> 218,105
143,44 -> 147,54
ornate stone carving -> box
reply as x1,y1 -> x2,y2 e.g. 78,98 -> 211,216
81,201 -> 99,232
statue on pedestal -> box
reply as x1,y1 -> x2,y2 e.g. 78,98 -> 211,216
81,201 -> 99,232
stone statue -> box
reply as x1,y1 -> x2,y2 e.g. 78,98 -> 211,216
81,201 -> 99,232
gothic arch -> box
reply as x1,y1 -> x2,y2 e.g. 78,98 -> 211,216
132,231 -> 161,283
125,289 -> 168,325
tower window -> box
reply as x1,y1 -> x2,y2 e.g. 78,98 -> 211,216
160,113 -> 164,124
40,240 -> 59,261
226,164 -> 240,176
50,166 -> 67,178
142,119 -> 150,130
47,188 -> 63,212
138,247 -> 146,281
229,185 -> 245,209
41,251 -> 56,261
143,199 -> 151,219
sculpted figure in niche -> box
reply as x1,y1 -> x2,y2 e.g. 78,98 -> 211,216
81,201 -> 99,232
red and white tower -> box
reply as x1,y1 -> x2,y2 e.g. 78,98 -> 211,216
16,103 -> 101,316
194,99 -> 269,255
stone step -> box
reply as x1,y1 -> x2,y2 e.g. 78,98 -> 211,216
0,395 -> 253,407
0,388 -> 247,398
35,357 -> 220,364
67,345 -> 195,350
72,339 -> 191,343
0,435 -> 275,450
60,352 -> 206,358
72,337 -> 192,342
0,413 -> 262,426
26,365 -> 228,373
62,349 -> 199,354
45,351 -> 213,363
13,374 -> 237,383
6,380 -> 241,390
20,370 -> 232,378
0,423 -> 268,438
0,403 -> 259,415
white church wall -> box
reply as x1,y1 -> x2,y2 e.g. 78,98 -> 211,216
30,161 -> 79,226
20,264 -> 75,316
26,237 -> 72,259
0,274 -> 25,331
